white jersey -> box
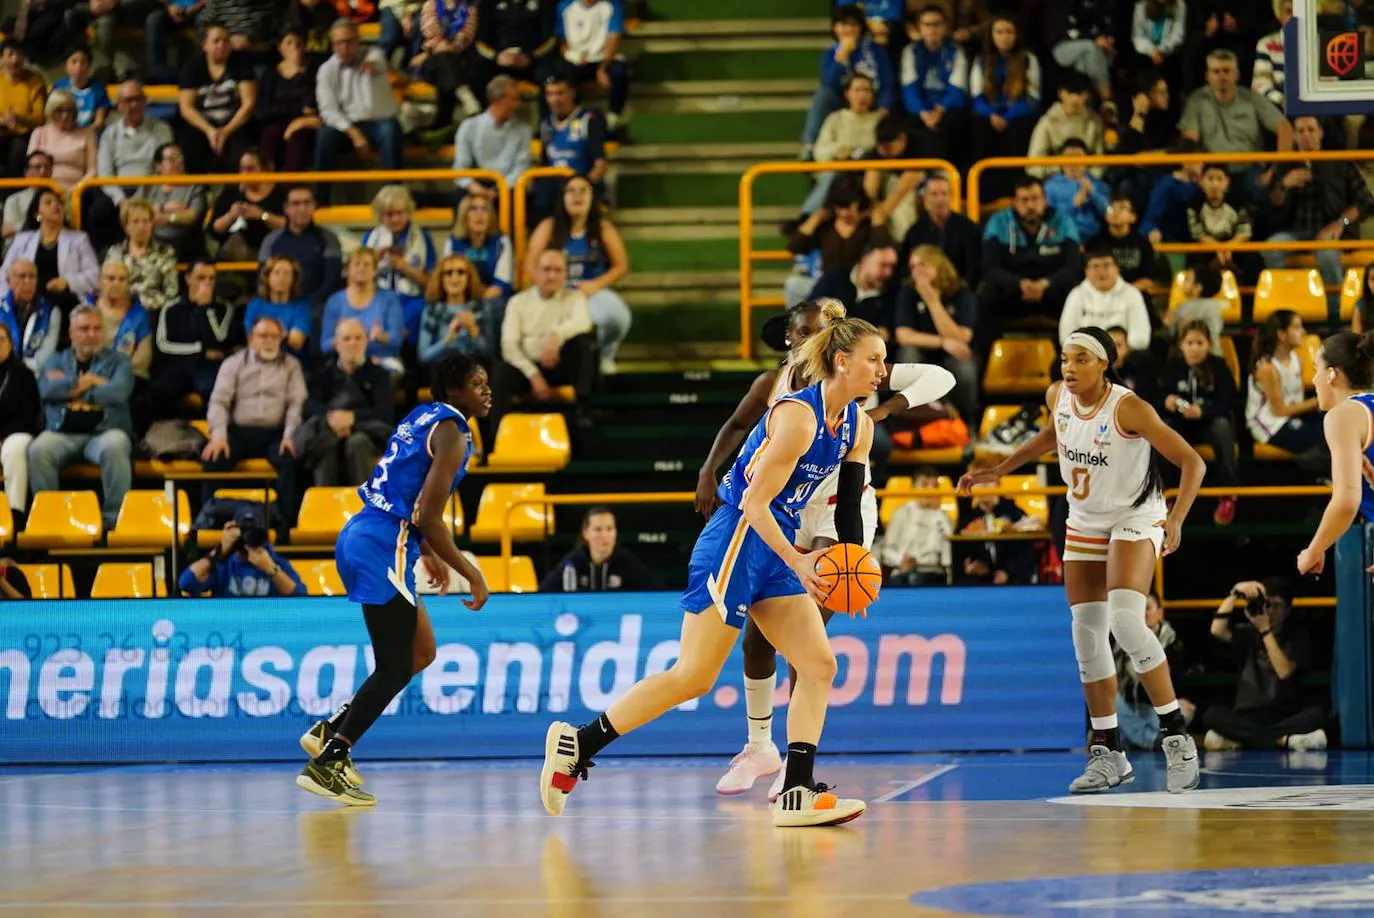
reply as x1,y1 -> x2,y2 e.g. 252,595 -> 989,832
1245,351 -> 1304,443
1054,382 -> 1162,517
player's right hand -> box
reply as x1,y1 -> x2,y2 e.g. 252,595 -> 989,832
789,550 -> 831,605
464,574 -> 490,611
694,469 -> 719,519
956,467 -> 999,496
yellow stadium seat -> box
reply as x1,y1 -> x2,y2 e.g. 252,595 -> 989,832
1253,443 -> 1297,461
937,475 -> 959,526
290,487 -> 363,545
971,472 -> 1046,522
91,562 -> 167,598
191,419 -> 210,438
468,483 -> 551,542
485,413 -> 572,472
1253,269 -> 1326,323
17,564 -> 76,598
107,490 -> 192,548
879,476 -> 911,528
17,491 -> 102,549
975,405 -> 1052,462
1339,268 -> 1365,323
1167,269 -> 1243,323
296,559 -> 346,596
1299,333 -> 1321,387
983,338 -> 1056,396
1220,336 -> 1241,386
475,555 -> 539,593
212,488 -> 277,503
0,493 -> 11,548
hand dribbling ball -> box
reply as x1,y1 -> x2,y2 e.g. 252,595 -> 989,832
814,543 -> 882,617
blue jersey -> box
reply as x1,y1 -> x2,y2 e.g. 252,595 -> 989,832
563,228 -> 606,283
1352,393 -> 1374,522
359,402 -> 473,523
540,107 -> 606,175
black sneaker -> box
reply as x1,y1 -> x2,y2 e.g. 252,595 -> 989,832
299,720 -> 364,787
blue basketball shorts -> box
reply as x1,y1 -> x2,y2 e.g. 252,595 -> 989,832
681,505 -> 805,629
336,508 -> 420,606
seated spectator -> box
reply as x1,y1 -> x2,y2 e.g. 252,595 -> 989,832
287,0 -> 341,66
1184,1 -> 1259,97
52,46 -> 108,133
539,506 -> 664,592
452,75 -> 532,204
179,505 -> 307,597
1107,324 -> 1161,407
28,305 -> 134,528
0,322 -> 40,527
260,186 -> 343,309
957,489 -> 1040,584
136,143 -> 208,260
899,172 -> 981,289
525,174 -> 631,375
245,257 -> 312,358
1252,0 -> 1291,110
1115,593 -> 1193,749
1204,578 -> 1327,750
297,317 -> 393,487
892,244 -> 978,421
1043,137 -> 1109,241
968,15 -> 1040,189
152,260 -> 242,408
89,80 -> 175,253
92,259 -> 151,380
1180,49 -> 1291,199
1188,163 -> 1257,282
785,181 -> 891,308
1118,71 -> 1177,154
208,148 -> 288,262
857,116 -> 920,240
809,241 -> 899,337
2,151 -> 53,241
203,316 -> 307,529
1162,319 -> 1239,524
105,199 -> 179,315
27,91 -> 95,194
1052,0 -> 1117,116
946,0 -> 991,48
445,194 -> 514,304
1141,146 -> 1202,244
977,173 -> 1082,353
178,23 -> 258,174
1027,71 -> 1104,177
1,189 -> 100,306
13,0 -> 88,68
420,254 -> 488,364
1058,247 -> 1152,353
321,248 -> 406,375
0,259 -> 60,372
803,74 -> 882,216
258,31 -> 322,173
1089,194 -> 1159,291
877,467 -> 952,585
380,0 -> 424,68
315,19 -> 403,197
415,0 -> 481,133
551,0 -> 629,133
1130,0 -> 1186,88
0,42 -> 47,177
361,184 -> 436,351
899,4 -> 969,165
538,75 -> 609,211
499,249 -> 596,407
146,0 -> 204,83
1246,309 -> 1326,470
801,5 -> 895,157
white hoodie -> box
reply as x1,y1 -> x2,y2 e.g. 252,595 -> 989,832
1058,276 -> 1152,352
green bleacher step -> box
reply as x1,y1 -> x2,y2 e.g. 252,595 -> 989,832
631,47 -> 824,83
626,110 -> 805,146
617,172 -> 807,209
648,0 -> 828,20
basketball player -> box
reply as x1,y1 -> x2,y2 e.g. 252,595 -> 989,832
958,327 -> 1204,794
697,299 -> 955,798
1297,330 -> 1374,575
540,308 -> 885,827
297,353 -> 492,806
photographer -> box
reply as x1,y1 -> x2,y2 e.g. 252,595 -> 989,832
1202,578 -> 1327,751
179,506 -> 306,598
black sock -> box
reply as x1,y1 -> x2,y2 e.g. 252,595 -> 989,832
316,734 -> 352,764
1158,708 -> 1188,737
783,742 -> 817,791
326,702 -> 350,731
1091,727 -> 1123,751
576,714 -> 620,761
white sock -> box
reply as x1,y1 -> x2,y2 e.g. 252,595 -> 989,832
744,675 -> 775,750
1089,713 -> 1119,730
1154,700 -> 1180,716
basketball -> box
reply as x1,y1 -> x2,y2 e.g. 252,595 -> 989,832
813,543 -> 882,617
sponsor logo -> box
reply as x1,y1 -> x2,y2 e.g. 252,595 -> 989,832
1060,444 -> 1109,466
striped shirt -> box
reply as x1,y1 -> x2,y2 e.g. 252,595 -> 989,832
1252,30 -> 1286,110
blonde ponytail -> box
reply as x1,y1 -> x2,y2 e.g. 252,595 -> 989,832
794,311 -> 882,385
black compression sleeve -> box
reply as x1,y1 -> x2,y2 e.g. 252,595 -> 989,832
835,461 -> 865,545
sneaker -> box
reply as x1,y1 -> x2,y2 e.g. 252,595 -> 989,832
715,743 -> 782,796
1286,728 -> 1328,751
1068,745 -> 1134,793
539,721 -> 592,816
772,783 -> 866,828
1213,497 -> 1237,525
1203,729 -> 1241,751
299,721 -> 364,787
767,768 -> 787,803
1162,734 -> 1200,793
981,406 -> 1040,456
296,759 -> 376,807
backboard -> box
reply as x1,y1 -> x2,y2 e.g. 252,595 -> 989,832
1286,0 -> 1374,115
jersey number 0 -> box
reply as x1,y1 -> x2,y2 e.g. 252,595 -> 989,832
1070,466 -> 1091,501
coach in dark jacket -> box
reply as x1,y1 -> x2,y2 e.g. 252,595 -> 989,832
539,508 -> 664,592
296,317 -> 394,487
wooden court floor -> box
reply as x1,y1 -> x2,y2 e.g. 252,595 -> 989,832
3,750 -> 1374,917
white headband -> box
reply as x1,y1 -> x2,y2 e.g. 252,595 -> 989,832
1065,332 -> 1109,362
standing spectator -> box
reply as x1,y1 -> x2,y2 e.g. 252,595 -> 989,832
1179,49 -> 1292,198
379,0 -> 424,68
445,194 -> 514,304
27,91 -> 96,194
1141,144 -> 1203,243
968,15 -> 1040,186
1161,319 -> 1239,524
244,257 -> 312,358
93,260 -> 151,380
1252,0 -> 1291,110
259,186 -> 343,309
177,23 -> 258,174
361,184 -> 437,350
314,18 -> 403,194
552,0 -> 629,133
470,0 -> 558,88
899,173 -> 981,288
1114,594 -> 1192,749
1130,0 -> 1187,89
1,189 -> 100,305
105,199 -> 179,316
320,248 -> 406,375
540,75 -> 609,193
146,0 -> 206,83
258,31 -> 322,173
0,322 -> 40,527
0,42 -> 47,178
1089,195 -> 1159,290
419,253 -> 488,364
2,152 -> 53,241
524,174 -> 631,375
1026,72 -> 1104,177
1052,0 -> 1117,116
207,148 -> 287,263
0,260 -> 60,372
877,467 -> 953,585
1058,246 -> 1152,352
152,260 -> 241,408
415,0 -> 481,134
28,305 -> 134,528
297,317 -> 393,487
135,143 -> 207,260
52,46 -> 109,133
452,75 -> 533,203
90,80 -> 174,252
892,244 -> 978,421
809,241 -> 899,336
179,506 -> 307,597
499,249 -> 596,405
203,316 -> 306,528
801,5 -> 895,157
899,4 -> 969,165
804,74 -> 881,217
1187,163 -> 1256,281
1246,309 -> 1325,467
785,183 -> 891,307
1043,137 -> 1110,241
539,507 -> 664,592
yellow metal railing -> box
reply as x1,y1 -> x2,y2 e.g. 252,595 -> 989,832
513,166 -> 574,286
0,177 -> 63,201
738,159 -> 960,360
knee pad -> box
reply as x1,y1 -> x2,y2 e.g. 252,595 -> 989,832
1109,589 -> 1166,674
1070,601 -> 1114,683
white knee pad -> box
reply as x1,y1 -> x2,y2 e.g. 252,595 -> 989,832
1109,589 -> 1166,674
1070,601 -> 1114,683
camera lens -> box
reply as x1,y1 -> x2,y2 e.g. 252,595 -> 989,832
241,525 -> 266,549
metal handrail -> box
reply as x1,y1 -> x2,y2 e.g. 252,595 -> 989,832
512,166 -> 575,286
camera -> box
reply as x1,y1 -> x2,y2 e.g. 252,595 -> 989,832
239,522 -> 267,551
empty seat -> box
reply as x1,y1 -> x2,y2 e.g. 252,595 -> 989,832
1339,268 -> 1365,322
17,564 -> 76,598
468,483 -> 551,542
485,413 -> 572,472
1219,336 -> 1241,386
17,491 -> 102,549
91,562 -> 167,598
1299,333 -> 1321,387
0,493 -> 11,548
475,555 -> 538,593
295,559 -> 346,596
1167,269 -> 1243,323
107,490 -> 192,548
983,338 -> 1055,396
1253,269 -> 1326,323
290,487 -> 363,544
1001,474 -> 1048,523
879,475 -> 912,528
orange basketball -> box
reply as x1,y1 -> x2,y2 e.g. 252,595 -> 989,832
813,543 -> 882,617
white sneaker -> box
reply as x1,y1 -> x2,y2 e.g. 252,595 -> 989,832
715,743 -> 782,796
1204,729 -> 1242,751
1068,745 -> 1134,793
1162,734 -> 1200,793
772,784 -> 865,828
599,357 -> 618,376
539,721 -> 589,816
767,768 -> 786,802
1286,728 -> 1328,751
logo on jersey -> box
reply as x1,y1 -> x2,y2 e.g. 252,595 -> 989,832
1092,419 -> 1112,451
1056,411 -> 1070,434
1060,444 -> 1108,467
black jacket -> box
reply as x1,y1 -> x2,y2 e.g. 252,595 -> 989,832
305,359 -> 394,425
1088,229 -> 1159,286
1160,355 -> 1236,421
900,212 -> 982,289
0,354 -> 40,440
538,545 -> 665,593
153,296 -> 242,370
475,0 -> 558,62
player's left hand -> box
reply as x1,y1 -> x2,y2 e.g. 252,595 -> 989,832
1158,515 -> 1182,556
421,553 -> 451,594
464,574 -> 490,611
1296,546 -> 1325,576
